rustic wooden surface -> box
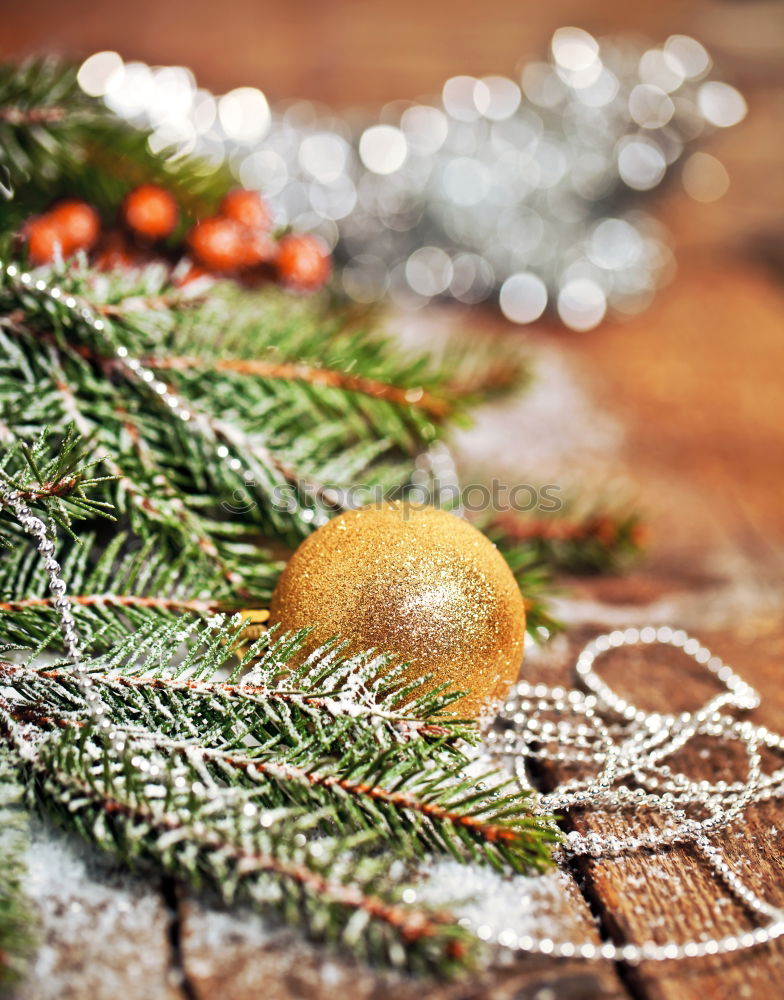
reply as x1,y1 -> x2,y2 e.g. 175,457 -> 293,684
5,1 -> 784,998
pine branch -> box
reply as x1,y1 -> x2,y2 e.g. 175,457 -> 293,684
0,264 -> 451,553
3,669 -> 555,873
4,617 -> 479,745
490,509 -> 646,574
0,616 -> 556,868
1,713 -> 472,975
0,613 -> 556,973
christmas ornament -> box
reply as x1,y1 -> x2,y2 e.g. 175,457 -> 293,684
276,233 -> 332,290
269,502 -> 526,718
122,183 -> 178,240
89,30 -> 746,327
23,200 -> 100,263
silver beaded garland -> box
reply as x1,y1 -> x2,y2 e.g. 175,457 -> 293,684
477,626 -> 784,962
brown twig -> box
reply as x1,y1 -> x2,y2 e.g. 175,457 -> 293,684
203,746 -> 521,844
0,661 -> 453,742
97,292 -> 205,316
445,362 -> 524,399
0,478 -> 78,503
141,355 -> 451,419
492,512 -> 625,546
0,593 -> 236,615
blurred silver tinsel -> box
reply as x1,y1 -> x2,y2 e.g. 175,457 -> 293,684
78,28 -> 745,330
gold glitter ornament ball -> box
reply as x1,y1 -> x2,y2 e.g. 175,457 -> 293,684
269,502 -> 526,719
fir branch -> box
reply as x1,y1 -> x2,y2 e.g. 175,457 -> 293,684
0,265 -> 443,549
2,673 -> 555,873
490,510 -> 647,574
0,616 -> 556,871
1,713 -> 471,975
0,659 -> 451,744
0,620 -> 477,746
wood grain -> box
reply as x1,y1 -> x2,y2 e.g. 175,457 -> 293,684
525,628 -> 784,1000
177,884 -> 627,1000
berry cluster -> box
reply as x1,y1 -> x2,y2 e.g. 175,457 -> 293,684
22,185 -> 331,292
24,200 -> 100,265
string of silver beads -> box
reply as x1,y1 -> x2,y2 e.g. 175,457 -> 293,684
478,626 -> 784,963
0,481 -> 118,747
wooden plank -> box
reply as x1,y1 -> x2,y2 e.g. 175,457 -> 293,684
2,0 -> 782,111
514,262 -> 784,999
16,825 -> 182,1000
526,627 -> 784,1000
177,884 -> 628,1000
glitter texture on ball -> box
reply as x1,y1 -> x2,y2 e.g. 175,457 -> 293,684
269,502 -> 526,719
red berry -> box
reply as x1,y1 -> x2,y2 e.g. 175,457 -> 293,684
241,228 -> 277,267
50,200 -> 100,253
187,217 -> 247,272
24,215 -> 66,265
122,184 -> 178,240
220,189 -> 271,231
276,234 -> 332,291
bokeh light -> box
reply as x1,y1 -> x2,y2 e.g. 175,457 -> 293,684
77,27 -> 742,326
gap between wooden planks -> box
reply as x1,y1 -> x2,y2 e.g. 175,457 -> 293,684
526,626 -> 784,1000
